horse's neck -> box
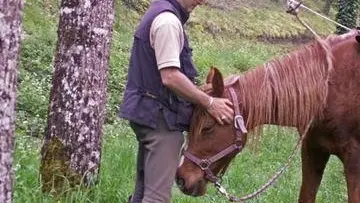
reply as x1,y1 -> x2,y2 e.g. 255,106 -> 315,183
237,42 -> 330,131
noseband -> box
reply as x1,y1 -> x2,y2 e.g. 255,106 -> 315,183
183,86 -> 248,183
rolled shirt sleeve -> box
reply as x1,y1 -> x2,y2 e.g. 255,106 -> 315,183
150,12 -> 184,70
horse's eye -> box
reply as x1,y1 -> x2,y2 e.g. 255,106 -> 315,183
202,126 -> 214,136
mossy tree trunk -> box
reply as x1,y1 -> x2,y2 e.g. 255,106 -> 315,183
40,0 -> 115,195
0,0 -> 24,202
335,0 -> 360,34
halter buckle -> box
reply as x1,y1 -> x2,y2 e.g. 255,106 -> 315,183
286,0 -> 302,15
234,115 -> 248,133
199,159 -> 211,170
235,140 -> 243,149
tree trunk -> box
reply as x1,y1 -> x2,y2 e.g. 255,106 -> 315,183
322,0 -> 333,15
0,0 -> 24,202
40,0 -> 115,195
335,0 -> 360,34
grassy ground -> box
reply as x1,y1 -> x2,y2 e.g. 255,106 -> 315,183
14,122 -> 347,203
14,0 -> 348,202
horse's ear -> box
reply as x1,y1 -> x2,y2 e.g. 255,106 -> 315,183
356,35 -> 360,43
210,66 -> 224,97
355,29 -> 360,43
206,67 -> 215,84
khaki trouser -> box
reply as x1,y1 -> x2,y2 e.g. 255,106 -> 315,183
129,114 -> 184,203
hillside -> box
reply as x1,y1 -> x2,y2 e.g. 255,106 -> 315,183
125,0 -> 337,40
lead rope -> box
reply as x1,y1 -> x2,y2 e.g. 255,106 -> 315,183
286,0 -> 334,101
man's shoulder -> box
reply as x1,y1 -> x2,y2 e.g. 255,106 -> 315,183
153,12 -> 181,27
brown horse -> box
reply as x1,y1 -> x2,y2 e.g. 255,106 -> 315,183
176,30 -> 360,203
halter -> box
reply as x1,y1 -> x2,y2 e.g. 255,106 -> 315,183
182,79 -> 307,202
183,86 -> 248,184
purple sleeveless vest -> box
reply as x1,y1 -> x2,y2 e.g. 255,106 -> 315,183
119,0 -> 198,131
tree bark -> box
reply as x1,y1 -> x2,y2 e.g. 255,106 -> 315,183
40,0 -> 115,195
335,0 -> 360,34
0,0 -> 24,202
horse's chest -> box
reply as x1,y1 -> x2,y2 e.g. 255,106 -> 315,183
314,134 -> 346,154
308,124 -> 360,155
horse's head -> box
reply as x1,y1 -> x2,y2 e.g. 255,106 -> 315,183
176,67 -> 248,196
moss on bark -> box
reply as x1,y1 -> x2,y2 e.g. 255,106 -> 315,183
40,137 -> 82,195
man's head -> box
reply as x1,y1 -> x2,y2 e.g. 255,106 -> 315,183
177,0 -> 207,12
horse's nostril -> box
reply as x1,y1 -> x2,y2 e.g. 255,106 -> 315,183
176,176 -> 185,189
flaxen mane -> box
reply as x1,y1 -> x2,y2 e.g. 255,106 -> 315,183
237,32 -> 358,137
196,32 -> 358,144
238,37 -> 335,138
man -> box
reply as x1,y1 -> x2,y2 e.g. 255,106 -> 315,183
119,0 -> 234,202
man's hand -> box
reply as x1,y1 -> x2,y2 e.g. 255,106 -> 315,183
206,97 -> 234,125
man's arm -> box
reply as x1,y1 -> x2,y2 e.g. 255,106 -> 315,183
151,13 -> 234,124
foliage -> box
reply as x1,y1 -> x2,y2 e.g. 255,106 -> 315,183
17,2 -> 57,137
122,0 -> 150,13
335,0 -> 360,34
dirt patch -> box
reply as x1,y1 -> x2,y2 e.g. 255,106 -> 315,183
257,32 -> 317,44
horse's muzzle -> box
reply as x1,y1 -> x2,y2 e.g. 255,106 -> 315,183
175,173 -> 206,196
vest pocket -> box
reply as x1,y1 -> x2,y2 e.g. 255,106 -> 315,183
175,100 -> 194,129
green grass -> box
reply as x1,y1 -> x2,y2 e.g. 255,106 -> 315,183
14,123 -> 347,202
14,0 -> 348,202
190,0 -> 336,39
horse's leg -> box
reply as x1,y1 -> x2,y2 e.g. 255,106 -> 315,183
341,144 -> 360,203
298,133 -> 330,203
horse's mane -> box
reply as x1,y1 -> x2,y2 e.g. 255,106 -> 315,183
325,29 -> 359,45
237,32 -> 358,136
196,31 -> 358,146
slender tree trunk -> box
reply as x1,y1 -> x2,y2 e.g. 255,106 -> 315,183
335,0 -> 360,34
0,0 -> 24,202
40,0 -> 115,194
